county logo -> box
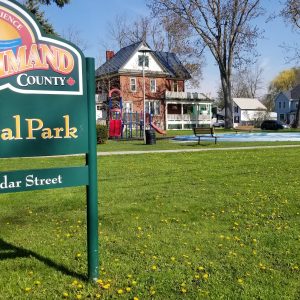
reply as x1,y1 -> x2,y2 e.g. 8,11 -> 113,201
0,0 -> 83,95
0,19 -> 22,53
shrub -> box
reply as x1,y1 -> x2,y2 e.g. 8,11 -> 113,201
96,124 -> 108,144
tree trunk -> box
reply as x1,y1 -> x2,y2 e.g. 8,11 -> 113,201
221,75 -> 233,129
291,98 -> 300,128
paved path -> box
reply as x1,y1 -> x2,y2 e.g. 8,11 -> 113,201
97,144 -> 300,156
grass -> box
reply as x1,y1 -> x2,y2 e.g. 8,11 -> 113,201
98,128 -> 300,152
0,147 -> 300,299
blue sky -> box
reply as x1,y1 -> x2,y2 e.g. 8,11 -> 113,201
42,0 -> 299,97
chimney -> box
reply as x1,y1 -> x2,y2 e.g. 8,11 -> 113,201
106,50 -> 115,61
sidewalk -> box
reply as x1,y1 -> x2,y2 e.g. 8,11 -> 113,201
97,144 -> 300,156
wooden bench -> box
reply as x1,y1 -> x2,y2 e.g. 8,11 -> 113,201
235,125 -> 255,133
193,127 -> 218,144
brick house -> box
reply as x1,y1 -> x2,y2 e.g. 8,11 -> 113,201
95,41 -> 213,130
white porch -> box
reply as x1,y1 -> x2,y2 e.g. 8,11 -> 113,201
165,92 -> 213,129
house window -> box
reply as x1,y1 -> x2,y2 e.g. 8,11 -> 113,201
296,102 -> 299,108
145,100 -> 160,115
283,101 -> 286,109
123,101 -> 133,112
173,81 -> 178,92
150,79 -> 156,92
278,102 -> 281,109
234,106 -> 239,113
96,105 -> 101,111
280,114 -> 285,121
138,55 -> 149,67
130,78 -> 136,92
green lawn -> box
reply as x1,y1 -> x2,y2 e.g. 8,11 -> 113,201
0,148 -> 300,299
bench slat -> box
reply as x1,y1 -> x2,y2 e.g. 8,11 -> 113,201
193,127 -> 217,144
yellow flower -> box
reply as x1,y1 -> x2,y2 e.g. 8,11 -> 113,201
102,283 -> 110,289
62,292 -> 69,298
76,295 -> 82,299
170,256 -> 176,261
237,278 -> 244,284
203,273 -> 209,280
117,289 -> 123,294
194,274 -> 200,279
126,287 -> 131,292
137,227 -> 142,231
24,287 -> 31,292
151,265 -> 157,271
181,288 -> 187,293
131,280 -> 137,286
34,280 -> 41,285
95,294 -> 101,298
133,297 -> 139,300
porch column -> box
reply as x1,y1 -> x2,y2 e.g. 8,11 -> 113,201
181,103 -> 184,129
165,102 -> 168,130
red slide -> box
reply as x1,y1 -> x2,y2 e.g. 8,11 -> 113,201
151,123 -> 166,135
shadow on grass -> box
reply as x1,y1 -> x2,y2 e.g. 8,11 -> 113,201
0,238 -> 86,281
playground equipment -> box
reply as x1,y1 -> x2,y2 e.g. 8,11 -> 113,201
109,108 -> 122,138
107,88 -> 166,139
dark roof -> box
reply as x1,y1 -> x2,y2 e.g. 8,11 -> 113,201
95,41 -> 191,80
154,51 -> 191,79
291,84 -> 300,99
95,42 -> 141,77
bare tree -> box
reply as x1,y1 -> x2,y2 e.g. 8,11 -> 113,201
281,0 -> 300,29
216,64 -> 264,109
103,13 -> 204,87
148,0 -> 263,128
61,25 -> 88,52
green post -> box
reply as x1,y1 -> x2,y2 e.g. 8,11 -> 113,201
86,57 -> 99,281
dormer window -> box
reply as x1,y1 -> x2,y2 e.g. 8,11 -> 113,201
138,55 -> 149,67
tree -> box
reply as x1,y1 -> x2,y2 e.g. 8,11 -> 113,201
105,14 -> 204,88
268,68 -> 300,96
61,25 -> 88,51
148,0 -> 263,128
280,0 -> 300,63
21,0 -> 70,34
281,0 -> 300,29
216,65 -> 264,109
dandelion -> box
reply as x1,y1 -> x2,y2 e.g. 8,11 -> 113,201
181,287 -> 187,293
24,287 -> 31,292
133,297 -> 139,300
34,280 -> 41,285
72,280 -> 79,286
102,283 -> 111,289
131,281 -> 137,286
62,292 -> 69,298
95,294 -> 101,298
137,227 -> 142,231
198,266 -> 205,271
127,274 -> 132,278
203,273 -> 209,280
170,256 -> 176,261
75,253 -> 82,259
151,265 -> 157,271
117,289 -> 124,295
252,239 -> 257,244
76,295 -> 82,299
237,278 -> 244,285
126,287 -> 131,292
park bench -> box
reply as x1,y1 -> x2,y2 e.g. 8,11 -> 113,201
235,125 -> 255,133
193,127 -> 218,145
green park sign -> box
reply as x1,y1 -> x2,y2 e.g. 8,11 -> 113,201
0,0 -> 99,281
